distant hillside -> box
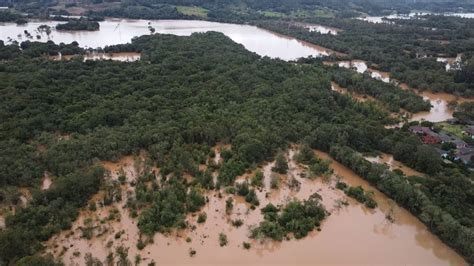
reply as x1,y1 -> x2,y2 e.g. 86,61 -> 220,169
1,0 -> 473,18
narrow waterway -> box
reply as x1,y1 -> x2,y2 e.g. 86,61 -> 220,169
334,59 -> 474,122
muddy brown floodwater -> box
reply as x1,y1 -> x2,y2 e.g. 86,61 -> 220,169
331,81 -> 375,102
398,83 -> 474,123
333,59 -> 474,122
364,152 -> 425,177
45,148 -> 466,265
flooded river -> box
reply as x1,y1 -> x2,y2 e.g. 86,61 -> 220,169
334,59 -> 474,122
0,19 -> 332,61
45,148 -> 466,265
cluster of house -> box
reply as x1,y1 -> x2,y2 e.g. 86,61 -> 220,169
409,125 -> 474,165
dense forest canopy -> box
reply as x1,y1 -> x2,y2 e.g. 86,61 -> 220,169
1,0 -> 474,264
0,32 -> 392,263
0,31 -> 473,264
256,15 -> 474,96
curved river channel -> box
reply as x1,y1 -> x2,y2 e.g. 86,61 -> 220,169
0,19 -> 469,265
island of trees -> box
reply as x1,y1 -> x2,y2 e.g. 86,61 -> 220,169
56,20 -> 100,31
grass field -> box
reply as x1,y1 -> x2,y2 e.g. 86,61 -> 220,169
437,122 -> 465,139
176,6 -> 209,18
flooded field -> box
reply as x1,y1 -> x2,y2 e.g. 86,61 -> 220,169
0,19 -> 334,61
44,148 -> 466,265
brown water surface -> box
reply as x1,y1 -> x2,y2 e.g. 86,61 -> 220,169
364,152 -> 425,177
41,172 -> 53,190
331,82 -> 375,102
45,148 -> 467,265
332,60 -> 473,122
294,22 -> 341,35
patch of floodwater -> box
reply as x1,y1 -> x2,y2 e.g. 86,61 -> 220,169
0,215 -> 5,229
445,12 -> 474,19
331,60 -> 472,122
41,172 -> 53,190
437,54 -> 461,71
212,144 -> 230,165
359,12 -> 474,23
45,156 -> 144,264
357,13 -> 414,23
369,70 -> 391,83
46,148 -> 467,265
52,52 -> 141,62
338,60 -> 367,73
314,150 -> 466,265
335,60 -> 390,82
294,23 -> 340,35
331,82 -> 374,102
364,153 -> 425,177
0,19 -> 335,61
398,83 -> 474,123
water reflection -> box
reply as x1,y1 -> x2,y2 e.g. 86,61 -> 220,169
0,19 -> 333,61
